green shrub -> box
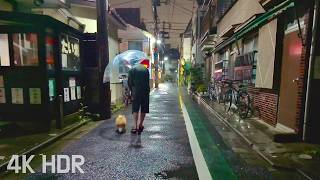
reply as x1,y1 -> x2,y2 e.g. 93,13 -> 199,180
196,84 -> 207,93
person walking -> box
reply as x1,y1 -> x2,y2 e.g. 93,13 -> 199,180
128,63 -> 150,134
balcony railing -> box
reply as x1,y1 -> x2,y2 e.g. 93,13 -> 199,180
200,5 -> 216,40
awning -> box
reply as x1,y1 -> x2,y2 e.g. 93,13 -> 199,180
235,0 -> 295,39
213,0 -> 295,53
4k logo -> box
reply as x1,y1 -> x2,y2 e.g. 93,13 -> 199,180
6,155 -> 85,174
7,155 -> 34,173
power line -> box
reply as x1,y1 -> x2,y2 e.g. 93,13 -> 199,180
170,0 -> 175,35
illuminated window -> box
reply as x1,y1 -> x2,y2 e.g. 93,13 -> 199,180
46,37 -> 55,70
13,33 -> 39,66
0,34 -> 10,66
61,34 -> 80,71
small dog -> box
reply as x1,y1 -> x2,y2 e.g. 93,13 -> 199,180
115,115 -> 127,134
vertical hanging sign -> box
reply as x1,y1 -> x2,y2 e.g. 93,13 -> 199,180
64,88 -> 70,102
70,87 -> 76,100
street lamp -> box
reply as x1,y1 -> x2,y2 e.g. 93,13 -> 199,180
156,39 -> 162,45
164,56 -> 169,61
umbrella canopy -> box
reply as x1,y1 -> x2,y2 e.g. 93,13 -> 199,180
103,50 -> 148,83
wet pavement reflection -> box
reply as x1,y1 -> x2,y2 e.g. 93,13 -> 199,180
28,83 -> 198,180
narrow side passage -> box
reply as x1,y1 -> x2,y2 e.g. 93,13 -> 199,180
179,88 -> 275,180
179,90 -> 237,180
179,95 -> 214,180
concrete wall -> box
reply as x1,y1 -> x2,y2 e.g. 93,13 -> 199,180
256,19 -> 277,89
217,0 -> 265,35
183,37 -> 192,61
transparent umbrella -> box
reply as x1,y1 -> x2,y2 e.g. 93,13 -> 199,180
103,50 -> 148,83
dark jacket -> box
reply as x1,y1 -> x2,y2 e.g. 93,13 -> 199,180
128,64 -> 150,96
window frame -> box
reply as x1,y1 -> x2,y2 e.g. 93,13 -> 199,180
11,32 -> 40,67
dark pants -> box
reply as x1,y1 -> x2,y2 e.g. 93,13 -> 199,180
132,91 -> 149,113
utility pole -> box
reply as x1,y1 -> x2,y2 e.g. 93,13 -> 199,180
96,0 -> 111,119
153,0 -> 159,88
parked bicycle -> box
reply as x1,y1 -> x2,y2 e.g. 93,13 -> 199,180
221,80 -> 251,119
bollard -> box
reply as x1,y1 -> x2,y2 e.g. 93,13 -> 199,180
56,95 -> 64,129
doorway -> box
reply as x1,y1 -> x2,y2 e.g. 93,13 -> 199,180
278,28 -> 303,131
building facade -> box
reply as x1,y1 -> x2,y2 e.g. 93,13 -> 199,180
187,0 -> 320,143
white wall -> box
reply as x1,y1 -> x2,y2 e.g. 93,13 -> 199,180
256,19 -> 277,89
217,0 -> 265,35
183,37 -> 191,61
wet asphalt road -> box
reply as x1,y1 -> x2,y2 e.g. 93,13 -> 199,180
29,83 -> 198,180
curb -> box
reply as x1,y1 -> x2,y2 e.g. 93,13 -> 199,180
192,94 -> 313,180
0,119 -> 89,173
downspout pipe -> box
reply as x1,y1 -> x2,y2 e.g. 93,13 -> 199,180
303,0 -> 319,141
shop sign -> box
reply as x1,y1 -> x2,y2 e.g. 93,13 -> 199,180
29,88 -> 41,104
61,34 -> 80,71
70,87 -> 76,100
11,88 -> 23,104
48,79 -> 56,98
64,88 -> 70,102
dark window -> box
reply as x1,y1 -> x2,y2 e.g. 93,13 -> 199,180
46,37 -> 55,70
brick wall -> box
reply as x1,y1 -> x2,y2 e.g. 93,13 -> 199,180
248,86 -> 279,126
295,6 -> 314,133
246,4 -> 314,132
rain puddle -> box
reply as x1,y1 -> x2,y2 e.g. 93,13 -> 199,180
154,166 -> 198,179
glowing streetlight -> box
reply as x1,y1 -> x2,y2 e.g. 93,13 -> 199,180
156,39 -> 162,45
164,56 -> 169,61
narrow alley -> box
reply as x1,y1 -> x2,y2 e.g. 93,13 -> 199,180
6,84 -> 303,179
1,0 -> 320,179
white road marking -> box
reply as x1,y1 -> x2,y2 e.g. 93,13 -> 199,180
179,96 -> 213,180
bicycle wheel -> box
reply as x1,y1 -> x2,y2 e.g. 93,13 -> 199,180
215,86 -> 222,103
238,92 -> 250,119
208,87 -> 213,101
223,90 -> 232,112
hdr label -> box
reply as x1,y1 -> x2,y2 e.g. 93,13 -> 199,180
7,155 -> 85,174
